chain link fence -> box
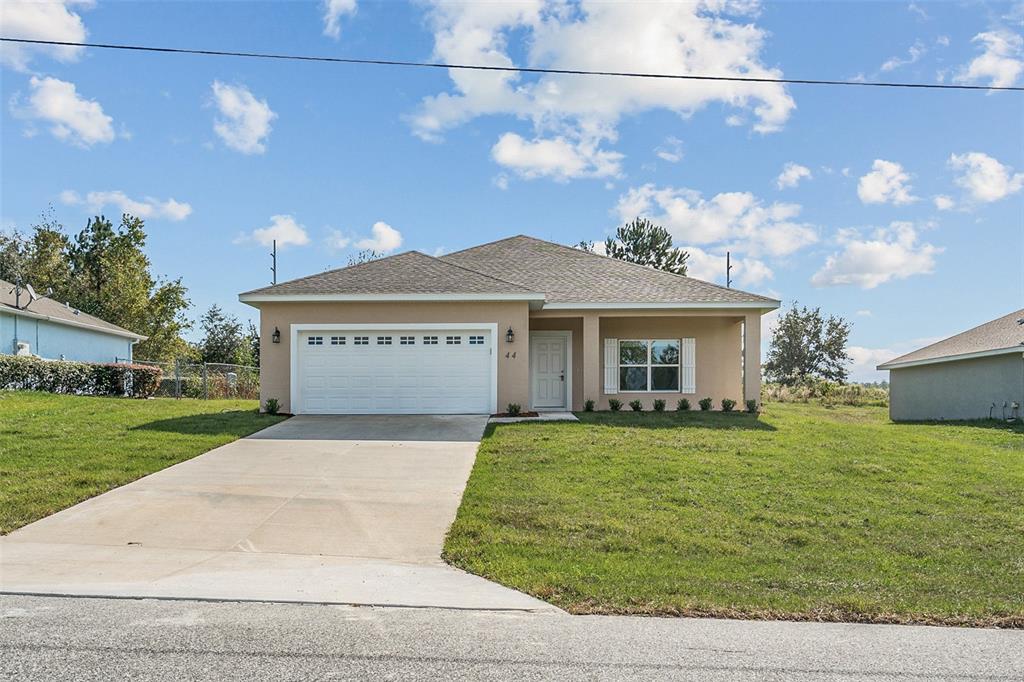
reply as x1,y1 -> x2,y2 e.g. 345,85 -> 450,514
126,359 -> 260,400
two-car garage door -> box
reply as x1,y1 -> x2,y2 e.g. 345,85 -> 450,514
295,328 -> 493,414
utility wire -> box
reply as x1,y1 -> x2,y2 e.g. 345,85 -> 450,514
3,37 -> 1023,92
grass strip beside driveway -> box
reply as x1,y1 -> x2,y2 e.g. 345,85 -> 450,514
444,403 -> 1024,627
0,391 -> 285,534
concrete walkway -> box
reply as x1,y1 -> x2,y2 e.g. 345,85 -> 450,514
0,415 -> 553,612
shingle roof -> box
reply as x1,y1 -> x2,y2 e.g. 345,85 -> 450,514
878,308 -> 1024,369
0,279 -> 145,340
240,250 -> 540,297
441,235 -> 778,306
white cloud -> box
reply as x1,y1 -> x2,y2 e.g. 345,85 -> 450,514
856,309 -> 872,317
847,346 -> 900,382
355,221 -> 403,253
322,0 -> 357,39
411,1 -> 794,178
936,35 -> 950,48
238,215 -> 310,248
932,194 -> 955,211
776,162 -> 812,189
655,136 -> 684,163
949,151 -> 1024,203
325,229 -> 351,251
880,40 -> 926,72
811,222 -> 942,289
857,159 -> 917,205
60,189 -> 192,221
491,132 -> 622,181
615,184 -> 817,258
492,174 -> 510,190
11,76 -> 114,148
907,3 -> 929,20
210,81 -> 277,154
0,0 -> 91,72
954,30 -> 1024,89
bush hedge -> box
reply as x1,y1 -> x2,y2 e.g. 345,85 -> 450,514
0,355 -> 162,399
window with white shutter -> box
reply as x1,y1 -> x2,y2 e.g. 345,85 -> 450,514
603,338 -> 618,394
680,338 -> 696,394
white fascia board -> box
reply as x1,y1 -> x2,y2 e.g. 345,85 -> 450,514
239,292 -> 545,304
877,345 -> 1024,370
541,301 -> 781,311
0,306 -> 147,341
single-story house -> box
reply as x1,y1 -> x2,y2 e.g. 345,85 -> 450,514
877,308 -> 1024,421
239,235 -> 780,415
1,278 -> 146,364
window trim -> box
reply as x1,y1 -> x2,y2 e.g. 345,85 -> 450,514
617,338 -> 681,393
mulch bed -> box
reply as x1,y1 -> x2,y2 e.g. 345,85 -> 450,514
490,411 -> 541,418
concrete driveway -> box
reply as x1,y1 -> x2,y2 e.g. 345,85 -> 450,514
0,415 -> 552,612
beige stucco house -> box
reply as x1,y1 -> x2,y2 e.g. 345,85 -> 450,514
878,308 -> 1024,422
239,236 -> 779,415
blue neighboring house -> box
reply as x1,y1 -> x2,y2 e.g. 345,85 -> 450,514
1,279 -> 146,364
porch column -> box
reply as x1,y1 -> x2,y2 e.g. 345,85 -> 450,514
743,312 -> 762,406
582,313 -> 600,408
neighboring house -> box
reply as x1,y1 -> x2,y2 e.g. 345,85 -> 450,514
239,235 -> 778,415
0,279 -> 146,364
877,309 -> 1024,422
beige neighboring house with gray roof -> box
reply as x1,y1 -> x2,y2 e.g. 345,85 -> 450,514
878,309 -> 1024,421
240,235 -> 779,415
1,278 -> 146,364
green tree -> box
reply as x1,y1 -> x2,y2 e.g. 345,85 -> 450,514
764,305 -> 852,386
347,249 -> 383,266
240,321 -> 260,368
196,304 -> 245,364
604,217 -> 689,275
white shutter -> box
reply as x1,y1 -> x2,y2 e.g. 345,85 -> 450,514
680,338 -> 696,394
603,338 -> 618,394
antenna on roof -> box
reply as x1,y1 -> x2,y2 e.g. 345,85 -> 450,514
271,239 -> 277,285
726,251 -> 733,289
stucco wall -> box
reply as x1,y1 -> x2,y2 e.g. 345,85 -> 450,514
0,312 -> 134,363
254,301 -> 531,413
528,314 -> 745,411
888,353 -> 1024,421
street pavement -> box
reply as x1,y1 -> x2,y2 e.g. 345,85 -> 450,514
3,594 -> 1021,681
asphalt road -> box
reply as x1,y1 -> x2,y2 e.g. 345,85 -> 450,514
3,595 -> 1022,680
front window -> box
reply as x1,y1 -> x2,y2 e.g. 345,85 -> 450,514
618,339 -> 680,392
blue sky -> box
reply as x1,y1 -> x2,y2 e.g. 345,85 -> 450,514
2,0 -> 1022,380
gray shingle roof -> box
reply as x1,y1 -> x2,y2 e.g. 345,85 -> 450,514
241,251 -> 540,297
0,278 -> 145,339
441,235 -> 778,305
878,308 -> 1024,368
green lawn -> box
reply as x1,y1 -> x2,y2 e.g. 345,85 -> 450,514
444,403 -> 1024,627
0,391 -> 285,534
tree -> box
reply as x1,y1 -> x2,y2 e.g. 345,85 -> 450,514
196,304 -> 245,364
573,240 -> 595,252
764,305 -> 852,385
604,217 -> 689,275
1,211 -> 193,362
347,250 -> 382,266
241,321 -> 260,367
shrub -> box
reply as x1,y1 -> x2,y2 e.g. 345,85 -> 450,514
721,398 -> 737,412
608,398 -> 622,411
652,399 -> 666,412
584,398 -> 595,412
0,355 -> 161,398
629,399 -> 643,412
761,379 -> 889,407
698,397 -> 713,411
506,402 -> 522,416
677,398 -> 691,411
265,397 -> 280,415
745,399 -> 758,413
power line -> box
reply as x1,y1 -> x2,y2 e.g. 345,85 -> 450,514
3,37 -> 1022,92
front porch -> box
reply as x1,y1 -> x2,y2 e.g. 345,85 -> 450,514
526,309 -> 762,412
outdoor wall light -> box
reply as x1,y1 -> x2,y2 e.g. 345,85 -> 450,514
272,327 -> 281,344
506,326 -> 515,343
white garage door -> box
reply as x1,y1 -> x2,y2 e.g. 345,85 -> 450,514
296,329 -> 493,414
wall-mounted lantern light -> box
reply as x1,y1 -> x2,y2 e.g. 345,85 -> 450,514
505,326 -> 515,343
272,327 -> 281,344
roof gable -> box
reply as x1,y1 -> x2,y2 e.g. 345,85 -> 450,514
441,235 -> 778,306
879,308 -> 1024,368
240,250 -> 541,298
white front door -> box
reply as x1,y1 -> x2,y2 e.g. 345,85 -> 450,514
531,335 -> 567,409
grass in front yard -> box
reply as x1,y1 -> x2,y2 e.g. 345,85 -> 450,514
444,403 -> 1024,627
0,391 -> 285,534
